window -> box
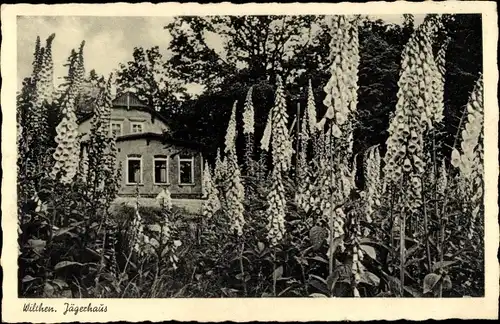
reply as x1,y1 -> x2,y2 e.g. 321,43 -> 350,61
126,156 -> 142,184
131,122 -> 144,134
178,155 -> 194,185
154,157 -> 169,184
110,122 -> 122,137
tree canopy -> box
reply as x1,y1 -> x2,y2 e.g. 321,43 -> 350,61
23,14 -> 481,166
158,14 -> 483,164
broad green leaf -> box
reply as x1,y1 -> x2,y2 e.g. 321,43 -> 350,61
326,272 -> 339,292
360,244 -> 377,260
384,275 -> 402,297
235,273 -> 251,282
309,226 -> 327,250
309,274 -> 328,285
405,243 -> 421,258
54,261 -> 84,271
327,236 -> 343,258
85,247 -> 101,260
99,272 -> 116,282
220,287 -> 239,297
442,275 -> 452,291
333,264 -> 352,283
308,275 -> 329,295
294,255 -> 308,266
423,273 -> 442,294
308,255 -> 328,264
53,227 -> 76,238
28,239 -> 46,253
22,275 -> 38,283
432,260 -> 458,272
384,274 -> 422,297
309,293 -> 328,298
60,289 -> 73,298
359,271 -> 380,286
43,282 -> 55,297
359,238 -> 394,254
51,279 -> 69,289
273,265 -> 283,281
278,286 -> 295,297
404,285 -> 423,297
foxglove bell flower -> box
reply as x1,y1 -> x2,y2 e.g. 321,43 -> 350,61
307,80 -> 318,135
265,76 -> 293,246
51,91 -> 81,184
383,16 -> 446,211
202,162 -> 221,219
224,101 -> 238,154
225,154 -> 245,236
242,86 -> 255,135
156,187 -> 173,211
451,75 -> 484,239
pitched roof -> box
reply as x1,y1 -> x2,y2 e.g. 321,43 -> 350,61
77,91 -> 170,126
113,92 -> 149,108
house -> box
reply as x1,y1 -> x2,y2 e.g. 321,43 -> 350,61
78,91 -> 203,199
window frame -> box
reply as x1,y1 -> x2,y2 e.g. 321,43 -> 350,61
130,121 -> 144,134
153,156 -> 169,185
110,121 -> 123,137
126,155 -> 143,185
178,155 -> 195,185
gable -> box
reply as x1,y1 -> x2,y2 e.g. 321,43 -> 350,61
77,92 -> 170,139
109,106 -> 170,133
112,92 -> 149,109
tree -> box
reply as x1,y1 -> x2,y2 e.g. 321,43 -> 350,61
165,15 -> 319,92
115,46 -> 186,117
164,14 -> 483,179
165,17 -> 411,163
74,69 -> 106,118
440,14 -> 483,157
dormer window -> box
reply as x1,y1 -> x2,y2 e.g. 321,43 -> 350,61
131,122 -> 144,134
110,121 -> 123,137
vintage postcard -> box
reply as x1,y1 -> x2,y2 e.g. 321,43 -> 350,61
1,1 -> 499,322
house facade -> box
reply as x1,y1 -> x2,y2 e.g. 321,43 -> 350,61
78,92 -> 203,199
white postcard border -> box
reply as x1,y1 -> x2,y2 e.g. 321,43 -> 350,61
2,2 -> 498,322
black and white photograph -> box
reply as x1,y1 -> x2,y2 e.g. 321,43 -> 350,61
2,1 -> 499,322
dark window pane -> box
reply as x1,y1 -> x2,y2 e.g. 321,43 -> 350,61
155,160 -> 167,183
128,159 -> 141,183
132,123 -> 143,133
179,160 -> 193,184
111,123 -> 121,136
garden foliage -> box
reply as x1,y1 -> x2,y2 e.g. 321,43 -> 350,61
17,14 -> 484,298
